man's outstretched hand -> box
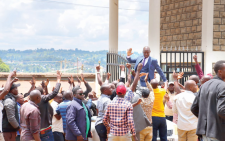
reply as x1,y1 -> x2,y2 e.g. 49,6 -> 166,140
119,65 -> 125,71
126,63 -> 131,69
137,63 -> 143,72
127,48 -> 133,56
96,65 -> 100,72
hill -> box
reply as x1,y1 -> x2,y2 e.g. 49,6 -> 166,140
0,48 -> 141,73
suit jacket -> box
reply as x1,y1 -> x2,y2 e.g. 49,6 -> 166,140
191,76 -> 225,141
127,56 -> 167,82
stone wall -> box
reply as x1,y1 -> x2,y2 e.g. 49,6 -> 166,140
213,0 -> 225,51
160,0 -> 202,51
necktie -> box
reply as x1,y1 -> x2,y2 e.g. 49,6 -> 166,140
142,58 -> 146,66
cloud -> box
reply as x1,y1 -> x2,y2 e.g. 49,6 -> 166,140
0,0 -> 149,53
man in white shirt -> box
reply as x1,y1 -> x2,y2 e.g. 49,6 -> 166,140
51,93 -> 64,141
173,80 -> 198,141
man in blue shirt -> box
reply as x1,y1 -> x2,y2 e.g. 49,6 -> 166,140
56,90 -> 73,133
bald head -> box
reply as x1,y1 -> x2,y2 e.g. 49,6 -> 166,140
151,79 -> 159,89
143,46 -> 151,58
189,75 -> 200,84
30,90 -> 41,104
112,81 -> 119,88
184,80 -> 197,93
201,75 -> 211,85
63,90 -> 73,100
101,84 -> 112,95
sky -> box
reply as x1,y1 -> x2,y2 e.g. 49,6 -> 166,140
0,0 -> 149,53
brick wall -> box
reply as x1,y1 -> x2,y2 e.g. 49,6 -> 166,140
160,0 -> 202,51
213,0 -> 225,51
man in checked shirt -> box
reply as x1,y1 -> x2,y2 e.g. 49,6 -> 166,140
103,85 -> 138,141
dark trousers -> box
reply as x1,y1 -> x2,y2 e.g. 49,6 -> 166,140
53,131 -> 65,141
152,116 -> 167,141
16,135 -> 20,141
166,116 -> 173,122
95,123 -> 107,141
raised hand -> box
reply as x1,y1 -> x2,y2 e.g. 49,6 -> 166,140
172,71 -> 178,81
57,70 -> 62,83
9,70 -> 16,78
193,55 -> 198,63
45,78 -> 49,86
96,65 -> 100,72
80,73 -> 84,82
68,75 -> 74,84
29,77 -> 36,86
131,70 -> 136,77
127,48 -> 133,56
164,93 -> 170,102
126,63 -> 131,69
178,72 -> 184,80
59,87 -> 63,93
12,77 -> 19,83
137,63 -> 143,72
107,73 -> 111,80
119,65 -> 125,71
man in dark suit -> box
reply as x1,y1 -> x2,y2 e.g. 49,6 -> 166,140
126,46 -> 167,87
191,60 -> 225,141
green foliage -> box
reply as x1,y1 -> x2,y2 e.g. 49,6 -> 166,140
0,58 -> 10,72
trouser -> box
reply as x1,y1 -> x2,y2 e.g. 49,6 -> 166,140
202,135 -> 219,141
165,116 -> 173,122
53,131 -> 65,141
177,128 -> 198,141
140,126 -> 152,141
95,123 -> 107,141
0,133 -> 5,141
3,132 -> 17,141
40,129 -> 55,141
16,135 -> 20,141
152,116 -> 167,141
108,133 -> 132,141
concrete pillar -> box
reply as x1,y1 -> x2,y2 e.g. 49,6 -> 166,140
148,0 -> 161,61
109,0 -> 119,53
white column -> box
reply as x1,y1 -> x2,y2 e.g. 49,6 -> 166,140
202,0 -> 225,74
148,0 -> 161,61
109,0 -> 119,53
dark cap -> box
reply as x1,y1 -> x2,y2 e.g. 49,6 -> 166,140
10,83 -> 20,91
116,85 -> 126,95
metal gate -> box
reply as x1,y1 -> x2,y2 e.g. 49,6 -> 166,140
106,52 -> 135,82
160,51 -> 204,85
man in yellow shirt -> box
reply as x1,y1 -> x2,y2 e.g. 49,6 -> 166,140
151,79 -> 167,141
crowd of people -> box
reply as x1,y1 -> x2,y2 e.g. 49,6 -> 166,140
0,46 -> 224,141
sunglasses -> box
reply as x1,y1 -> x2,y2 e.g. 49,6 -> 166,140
78,93 -> 85,96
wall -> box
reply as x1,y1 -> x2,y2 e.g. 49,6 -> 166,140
160,0 -> 202,50
213,0 -> 225,51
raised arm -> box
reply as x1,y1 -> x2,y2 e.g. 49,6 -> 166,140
193,55 -> 204,79
96,65 -> 103,86
0,71 -> 16,100
41,71 -> 61,102
125,63 -> 132,87
81,73 -> 92,98
104,73 -> 111,84
173,71 -> 182,94
126,48 -> 137,63
28,77 -> 36,94
119,65 -> 126,83
130,63 -> 143,92
68,75 -> 75,91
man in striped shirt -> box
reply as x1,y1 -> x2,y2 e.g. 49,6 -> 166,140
103,85 -> 138,141
56,90 -> 73,133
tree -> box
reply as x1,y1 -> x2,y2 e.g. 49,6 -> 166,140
0,58 -> 10,72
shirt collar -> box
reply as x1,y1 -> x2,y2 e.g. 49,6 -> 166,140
17,102 -> 21,107
73,97 -> 82,105
29,101 -> 39,108
101,94 -> 111,98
